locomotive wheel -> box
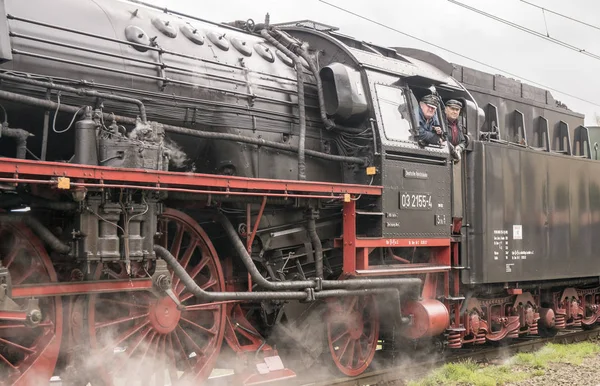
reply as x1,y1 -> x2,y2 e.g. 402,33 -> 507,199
85,208 -> 226,385
538,324 -> 559,337
326,295 -> 379,376
0,222 -> 63,385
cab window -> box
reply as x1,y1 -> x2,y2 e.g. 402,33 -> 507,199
375,84 -> 414,142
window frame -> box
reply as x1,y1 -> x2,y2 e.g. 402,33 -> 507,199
374,83 -> 418,144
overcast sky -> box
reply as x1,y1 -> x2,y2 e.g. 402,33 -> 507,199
144,0 -> 600,125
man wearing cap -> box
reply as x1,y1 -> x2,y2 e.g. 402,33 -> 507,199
417,94 -> 443,145
444,99 -> 467,161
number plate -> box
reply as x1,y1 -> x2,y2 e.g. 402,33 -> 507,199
399,192 -> 433,210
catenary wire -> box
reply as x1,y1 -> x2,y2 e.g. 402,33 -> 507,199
317,0 -> 600,108
447,0 -> 600,61
520,0 -> 600,33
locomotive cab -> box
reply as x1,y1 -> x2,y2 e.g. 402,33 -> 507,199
370,80 -> 454,240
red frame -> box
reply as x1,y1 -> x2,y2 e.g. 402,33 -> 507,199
337,201 -> 452,288
0,157 -> 451,300
0,158 -> 381,198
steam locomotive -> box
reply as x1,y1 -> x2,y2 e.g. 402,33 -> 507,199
0,0 -> 598,385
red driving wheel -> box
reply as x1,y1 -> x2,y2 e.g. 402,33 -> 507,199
85,209 -> 226,385
0,222 -> 63,385
326,295 -> 379,376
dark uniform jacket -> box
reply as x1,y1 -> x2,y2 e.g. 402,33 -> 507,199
446,118 -> 467,148
417,107 -> 442,145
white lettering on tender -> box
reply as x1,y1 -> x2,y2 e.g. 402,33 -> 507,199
384,239 -> 429,246
492,229 -> 510,260
513,225 -> 523,240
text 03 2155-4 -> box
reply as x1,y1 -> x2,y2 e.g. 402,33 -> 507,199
399,192 -> 432,210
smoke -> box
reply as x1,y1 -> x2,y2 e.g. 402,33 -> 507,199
271,302 -> 329,377
126,119 -> 195,172
44,293 -> 448,386
61,328 -> 224,386
163,137 -> 195,172
129,120 -> 163,143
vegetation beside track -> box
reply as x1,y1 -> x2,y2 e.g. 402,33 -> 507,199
408,342 -> 600,386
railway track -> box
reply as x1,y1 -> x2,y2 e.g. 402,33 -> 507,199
284,328 -> 600,386
47,328 -> 600,385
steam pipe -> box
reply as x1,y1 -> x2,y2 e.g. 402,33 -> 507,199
0,72 -> 147,123
306,209 -> 323,279
0,89 -> 367,165
41,89 -> 51,160
155,245 -> 407,302
159,123 -> 366,165
156,245 -> 306,300
260,29 -> 307,180
11,49 -> 294,108
0,214 -> 71,254
1,125 -> 32,159
217,212 -> 314,290
216,212 -> 422,291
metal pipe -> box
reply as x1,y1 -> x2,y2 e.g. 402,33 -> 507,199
306,209 -> 323,279
313,288 -> 403,299
0,89 -> 367,165
160,122 -> 366,164
321,277 -> 421,290
216,212 -> 422,291
10,32 -> 251,88
11,49 -> 294,108
0,70 -> 147,122
41,89 -> 50,160
1,125 -> 32,159
156,245 -> 307,301
0,214 -> 71,254
216,212 -> 314,290
154,245 -> 406,302
261,29 -> 307,180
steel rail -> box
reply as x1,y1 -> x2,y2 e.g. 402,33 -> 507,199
284,328 -> 600,386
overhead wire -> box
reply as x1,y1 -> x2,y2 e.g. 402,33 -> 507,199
317,0 -> 600,108
520,1 -> 600,33
447,0 -> 600,61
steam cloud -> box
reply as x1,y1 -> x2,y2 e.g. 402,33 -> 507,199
163,137 -> 195,172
